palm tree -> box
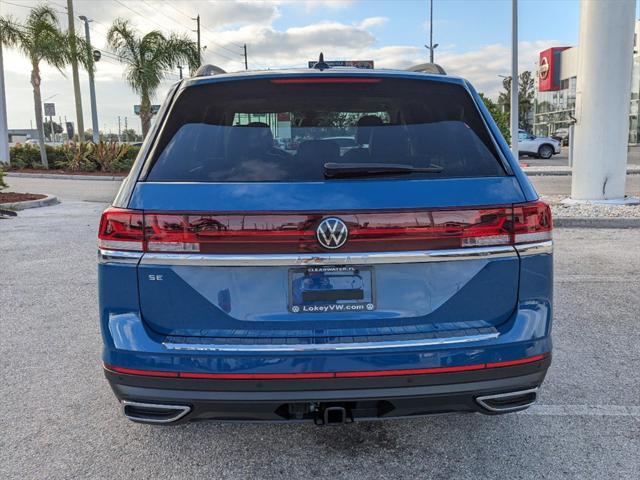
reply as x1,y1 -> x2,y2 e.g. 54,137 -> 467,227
0,5 -> 89,168
107,19 -> 199,138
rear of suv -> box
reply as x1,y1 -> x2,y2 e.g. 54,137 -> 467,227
99,68 -> 553,425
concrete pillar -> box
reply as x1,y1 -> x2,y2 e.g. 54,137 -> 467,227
571,0 -> 636,201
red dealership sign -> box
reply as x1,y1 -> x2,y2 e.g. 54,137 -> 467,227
538,47 -> 570,91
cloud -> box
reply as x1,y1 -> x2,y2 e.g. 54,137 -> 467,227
438,40 -> 558,98
0,1 -> 557,132
209,21 -> 375,69
358,16 -> 388,29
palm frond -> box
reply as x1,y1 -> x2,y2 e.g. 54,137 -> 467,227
107,19 -> 197,99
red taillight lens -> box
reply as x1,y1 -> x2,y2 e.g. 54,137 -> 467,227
98,202 -> 551,253
98,207 -> 144,251
512,201 -> 553,244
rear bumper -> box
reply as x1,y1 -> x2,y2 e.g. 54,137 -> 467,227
105,356 -> 550,424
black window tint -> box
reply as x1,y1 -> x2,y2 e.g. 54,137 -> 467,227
146,77 -> 506,182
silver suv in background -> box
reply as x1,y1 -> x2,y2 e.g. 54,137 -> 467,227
518,130 -> 561,159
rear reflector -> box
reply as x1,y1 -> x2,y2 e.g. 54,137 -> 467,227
104,354 -> 547,380
98,201 -> 552,253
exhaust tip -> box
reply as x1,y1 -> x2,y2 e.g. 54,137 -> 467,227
122,400 -> 191,424
476,388 -> 538,413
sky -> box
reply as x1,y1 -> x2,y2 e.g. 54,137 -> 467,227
0,0 -> 589,134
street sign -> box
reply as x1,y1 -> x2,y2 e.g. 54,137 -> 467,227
307,60 -> 374,69
133,105 -> 161,116
44,103 -> 56,116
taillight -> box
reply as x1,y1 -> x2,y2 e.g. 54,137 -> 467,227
97,202 -> 551,253
512,201 -> 553,244
98,207 -> 144,251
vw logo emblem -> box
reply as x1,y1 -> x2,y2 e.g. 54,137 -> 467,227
316,217 -> 348,249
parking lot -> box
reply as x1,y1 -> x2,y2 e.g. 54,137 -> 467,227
1,179 -> 639,479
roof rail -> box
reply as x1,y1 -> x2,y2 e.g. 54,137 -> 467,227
406,63 -> 447,75
194,64 -> 227,77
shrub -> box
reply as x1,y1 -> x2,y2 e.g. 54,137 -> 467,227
10,144 -> 42,169
8,143 -> 141,174
92,141 -> 132,173
0,166 -> 7,190
62,142 -> 93,172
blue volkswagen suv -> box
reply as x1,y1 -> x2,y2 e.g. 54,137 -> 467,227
98,66 -> 553,424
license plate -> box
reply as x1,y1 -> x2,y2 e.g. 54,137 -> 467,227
288,265 -> 375,314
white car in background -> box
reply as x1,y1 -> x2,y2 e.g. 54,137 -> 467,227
518,130 -> 561,159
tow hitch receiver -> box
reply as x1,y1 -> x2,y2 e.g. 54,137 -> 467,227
315,404 -> 352,425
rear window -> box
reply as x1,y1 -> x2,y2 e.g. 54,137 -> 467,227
146,77 -> 506,182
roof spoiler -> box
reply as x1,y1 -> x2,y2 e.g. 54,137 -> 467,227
406,63 -> 447,75
194,64 -> 227,77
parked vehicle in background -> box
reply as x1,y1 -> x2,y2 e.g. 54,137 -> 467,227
99,67 -> 553,425
323,136 -> 358,155
518,130 -> 561,159
551,128 -> 569,146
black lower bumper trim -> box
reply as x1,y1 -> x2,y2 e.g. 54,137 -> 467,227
105,358 -> 550,424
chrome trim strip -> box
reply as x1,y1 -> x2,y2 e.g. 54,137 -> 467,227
476,387 -> 539,413
514,240 -> 553,256
122,400 -> 191,424
162,332 -> 499,353
141,245 -> 517,267
98,249 -> 143,264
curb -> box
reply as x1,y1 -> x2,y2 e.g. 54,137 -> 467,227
6,172 -> 125,181
0,194 -> 59,211
554,216 -> 640,228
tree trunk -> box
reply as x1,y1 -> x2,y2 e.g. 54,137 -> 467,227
67,0 -> 84,140
31,63 -> 48,169
140,90 -> 152,139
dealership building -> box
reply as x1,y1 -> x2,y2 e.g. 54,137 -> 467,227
533,21 -> 640,144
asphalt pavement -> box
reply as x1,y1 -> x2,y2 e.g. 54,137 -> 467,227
1,180 -> 639,479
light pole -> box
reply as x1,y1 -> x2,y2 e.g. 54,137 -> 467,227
79,15 -> 99,143
426,0 -> 438,63
510,0 -> 519,160
0,43 -> 10,165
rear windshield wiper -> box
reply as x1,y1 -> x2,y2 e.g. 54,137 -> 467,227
324,162 -> 443,178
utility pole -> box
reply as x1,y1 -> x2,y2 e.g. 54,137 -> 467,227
243,44 -> 248,70
0,43 -> 10,165
118,115 -> 121,142
194,15 -> 201,66
510,0 -> 519,160
79,16 -> 99,143
67,0 -> 84,140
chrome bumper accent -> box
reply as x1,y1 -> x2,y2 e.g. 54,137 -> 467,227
162,332 -> 499,352
98,249 -> 143,264
514,240 -> 553,256
140,245 -> 517,267
476,387 -> 539,413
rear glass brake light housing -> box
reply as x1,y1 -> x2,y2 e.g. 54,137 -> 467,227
98,201 -> 551,254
